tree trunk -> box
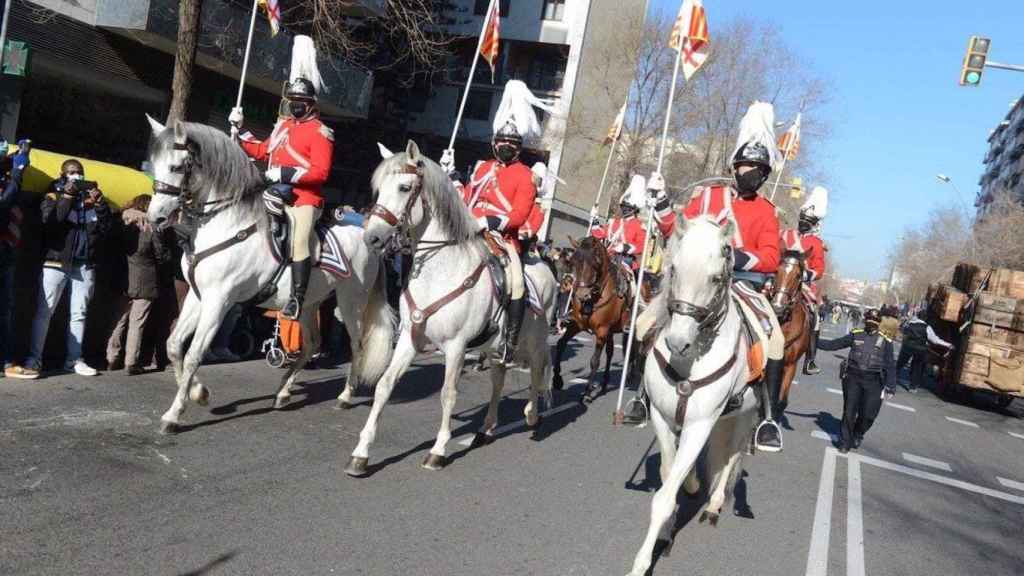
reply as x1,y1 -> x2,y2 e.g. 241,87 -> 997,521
167,0 -> 203,123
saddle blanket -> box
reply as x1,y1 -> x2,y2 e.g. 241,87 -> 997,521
268,221 -> 353,279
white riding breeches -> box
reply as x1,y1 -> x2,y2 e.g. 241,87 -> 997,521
734,291 -> 784,361
286,204 -> 321,262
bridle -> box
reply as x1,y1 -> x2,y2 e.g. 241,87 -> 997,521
367,162 -> 453,259
570,243 -> 616,313
768,254 -> 803,322
152,141 -> 240,226
665,244 -> 733,341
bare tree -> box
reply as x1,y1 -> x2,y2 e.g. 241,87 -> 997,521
168,0 -> 203,123
972,188 -> 1024,268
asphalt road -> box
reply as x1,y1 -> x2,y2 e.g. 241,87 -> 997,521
2,320 -> 1023,576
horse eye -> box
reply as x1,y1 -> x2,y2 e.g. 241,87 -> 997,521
399,184 -> 411,193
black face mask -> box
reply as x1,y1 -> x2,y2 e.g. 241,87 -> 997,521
798,219 -> 813,234
289,101 -> 311,119
494,143 -> 520,164
735,167 -> 769,197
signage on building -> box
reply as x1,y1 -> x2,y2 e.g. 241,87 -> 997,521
3,41 -> 29,76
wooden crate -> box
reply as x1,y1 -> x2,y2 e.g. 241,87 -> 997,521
952,263 -> 980,293
932,285 -> 967,323
966,323 -> 1024,351
955,341 -> 1024,396
969,268 -> 1024,299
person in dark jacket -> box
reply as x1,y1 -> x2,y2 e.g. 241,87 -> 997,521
106,195 -> 168,375
0,140 -> 29,372
6,159 -> 113,379
817,308 -> 897,453
897,309 -> 953,392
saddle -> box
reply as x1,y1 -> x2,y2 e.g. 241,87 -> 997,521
263,190 -> 352,279
481,232 -> 543,315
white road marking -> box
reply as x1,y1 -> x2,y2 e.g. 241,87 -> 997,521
847,456 -> 865,576
570,378 -> 588,384
804,448 -> 837,576
885,402 -> 916,412
826,388 -> 842,395
901,452 -> 953,472
945,416 -> 979,428
856,453 -> 1024,505
455,402 -> 578,447
1008,431 -> 1024,440
997,477 -> 1024,492
811,430 -> 840,443
792,379 -> 800,386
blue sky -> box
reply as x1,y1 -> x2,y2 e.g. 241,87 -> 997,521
649,0 -> 1024,280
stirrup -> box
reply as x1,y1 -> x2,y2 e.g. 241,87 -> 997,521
282,297 -> 302,320
621,397 -> 648,428
754,419 -> 783,453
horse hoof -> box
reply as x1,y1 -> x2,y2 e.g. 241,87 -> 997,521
344,456 -> 370,477
422,453 -> 447,471
273,396 -> 291,410
708,513 -> 720,527
659,538 -> 676,557
335,399 -> 354,410
552,375 -> 564,391
527,414 -> 542,429
469,433 -> 495,449
189,385 -> 209,406
159,421 -> 180,435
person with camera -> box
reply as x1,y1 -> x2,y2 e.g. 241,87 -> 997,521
6,159 -> 112,379
0,140 -> 30,374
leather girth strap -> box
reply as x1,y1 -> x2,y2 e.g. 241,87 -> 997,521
187,223 -> 258,301
653,333 -> 742,426
404,260 -> 488,353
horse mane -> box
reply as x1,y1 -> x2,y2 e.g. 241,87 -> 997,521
371,152 -> 480,245
782,249 -> 805,263
151,122 -> 264,207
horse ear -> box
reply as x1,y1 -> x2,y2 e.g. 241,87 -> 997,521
172,120 -> 187,145
146,114 -> 165,136
568,235 -> 579,249
405,140 -> 420,166
377,142 -> 394,159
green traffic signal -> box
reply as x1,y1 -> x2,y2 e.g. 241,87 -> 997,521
965,71 -> 981,84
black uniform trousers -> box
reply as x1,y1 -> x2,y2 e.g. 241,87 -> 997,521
897,345 -> 928,391
840,368 -> 884,447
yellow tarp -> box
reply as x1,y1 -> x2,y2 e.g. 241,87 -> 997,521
6,145 -> 151,210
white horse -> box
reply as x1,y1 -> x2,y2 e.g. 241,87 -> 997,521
627,214 -> 758,576
343,140 -> 557,476
145,117 -> 394,433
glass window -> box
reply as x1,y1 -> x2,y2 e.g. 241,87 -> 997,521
542,0 -> 565,21
463,90 -> 493,121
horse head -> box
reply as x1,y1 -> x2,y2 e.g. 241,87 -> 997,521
662,214 -> 734,356
145,115 -> 189,226
569,236 -> 608,303
768,250 -> 805,318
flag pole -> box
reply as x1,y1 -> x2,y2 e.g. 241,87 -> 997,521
613,48 -> 684,424
587,137 -> 621,235
768,133 -> 795,202
447,0 -> 498,152
231,0 -> 261,140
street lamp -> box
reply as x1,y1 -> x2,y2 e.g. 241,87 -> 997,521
936,173 -> 976,261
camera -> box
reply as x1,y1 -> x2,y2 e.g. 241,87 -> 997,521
72,180 -> 98,194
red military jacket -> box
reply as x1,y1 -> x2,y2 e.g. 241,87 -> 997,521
519,202 -> 545,241
592,215 -> 646,259
782,228 -> 826,282
239,115 -> 334,208
656,185 -> 780,274
462,159 -> 536,251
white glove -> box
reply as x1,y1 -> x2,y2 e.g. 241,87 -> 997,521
265,167 -> 282,183
228,107 -> 244,128
647,171 -> 667,207
439,148 -> 455,175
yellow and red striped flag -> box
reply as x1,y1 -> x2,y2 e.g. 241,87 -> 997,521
259,0 -> 281,37
603,100 -> 627,146
480,0 -> 501,83
668,0 -> 709,80
777,113 -> 801,160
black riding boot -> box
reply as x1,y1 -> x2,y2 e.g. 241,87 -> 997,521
755,358 -> 784,453
804,329 -> 821,375
501,297 -> 527,365
283,258 -> 312,320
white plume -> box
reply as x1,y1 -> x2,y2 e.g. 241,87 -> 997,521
731,101 -> 781,170
290,35 -> 325,94
620,174 -> 647,207
492,80 -> 556,144
802,186 -> 829,219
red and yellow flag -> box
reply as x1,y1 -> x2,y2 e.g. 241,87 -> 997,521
777,113 -> 801,161
259,0 -> 281,37
668,0 -> 709,80
480,0 -> 501,83
603,100 -> 627,146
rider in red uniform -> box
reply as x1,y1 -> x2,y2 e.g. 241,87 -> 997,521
592,175 -> 648,270
781,185 -> 829,375
230,75 -> 334,320
646,114 -> 787,452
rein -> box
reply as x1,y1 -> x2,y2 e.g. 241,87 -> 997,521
368,162 -> 428,255
768,258 -> 804,323
570,246 -> 617,315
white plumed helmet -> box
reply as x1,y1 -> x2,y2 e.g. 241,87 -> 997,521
620,174 -> 647,209
801,186 -> 829,220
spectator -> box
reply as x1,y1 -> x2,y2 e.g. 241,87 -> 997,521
7,159 -> 113,379
898,309 -> 953,392
0,140 -> 29,373
106,194 -> 168,375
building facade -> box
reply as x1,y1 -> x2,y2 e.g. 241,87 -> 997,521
977,96 -> 1024,216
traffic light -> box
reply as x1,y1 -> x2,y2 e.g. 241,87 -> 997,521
789,177 -> 803,200
959,36 -> 990,87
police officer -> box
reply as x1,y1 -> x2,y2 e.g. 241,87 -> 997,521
816,308 -> 896,453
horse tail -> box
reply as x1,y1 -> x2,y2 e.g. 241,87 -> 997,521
352,258 -> 396,388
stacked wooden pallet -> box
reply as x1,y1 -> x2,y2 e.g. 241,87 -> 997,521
936,264 -> 1024,396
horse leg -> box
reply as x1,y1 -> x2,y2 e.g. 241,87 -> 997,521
701,415 -> 734,526
335,288 -> 362,409
274,305 -> 320,409
422,343 -> 468,471
584,331 -> 607,402
525,340 -> 549,428
778,361 -> 799,418
551,324 -> 579,394
649,401 -> 677,487
159,291 -> 202,433
602,332 -> 615,393
160,295 -> 230,434
473,361 -> 507,448
345,332 -> 417,477
627,417 -> 717,576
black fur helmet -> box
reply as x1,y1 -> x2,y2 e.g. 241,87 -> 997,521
732,141 -> 772,172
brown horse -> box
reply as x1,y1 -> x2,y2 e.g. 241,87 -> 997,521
766,250 -> 813,416
553,237 -> 633,402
